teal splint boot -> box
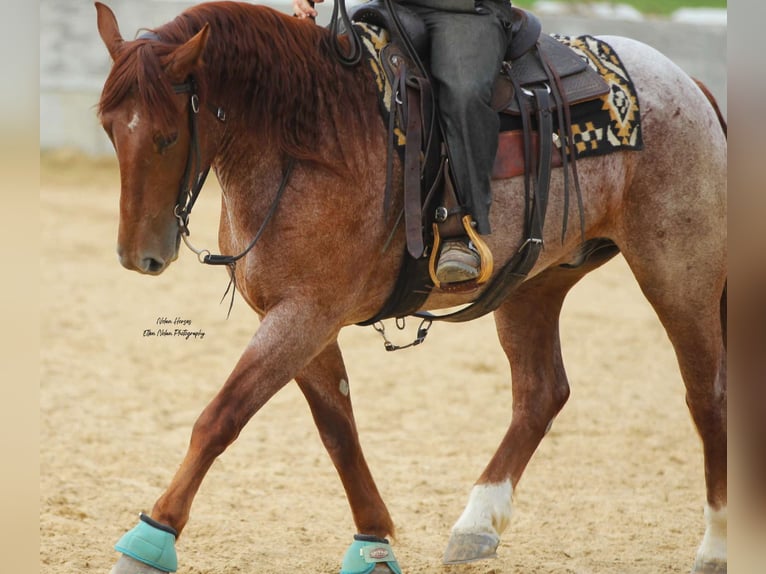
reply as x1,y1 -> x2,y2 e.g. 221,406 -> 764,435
340,534 -> 402,574
114,513 -> 178,573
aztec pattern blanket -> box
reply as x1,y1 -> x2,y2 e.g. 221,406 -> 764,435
356,24 -> 643,164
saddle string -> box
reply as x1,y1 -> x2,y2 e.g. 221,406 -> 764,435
382,61 -> 401,222
538,47 -> 586,243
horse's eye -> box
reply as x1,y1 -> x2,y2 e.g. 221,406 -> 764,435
154,132 -> 179,153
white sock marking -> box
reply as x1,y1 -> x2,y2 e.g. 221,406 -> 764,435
696,504 -> 727,564
452,480 -> 513,537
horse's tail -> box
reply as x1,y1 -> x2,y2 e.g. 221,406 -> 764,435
692,77 -> 727,138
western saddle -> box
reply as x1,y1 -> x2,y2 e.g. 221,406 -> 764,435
346,1 -> 610,325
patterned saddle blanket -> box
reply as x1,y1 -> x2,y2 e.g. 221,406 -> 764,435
356,24 -> 643,178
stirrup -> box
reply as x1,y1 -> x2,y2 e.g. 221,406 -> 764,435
340,534 -> 402,574
429,215 -> 494,289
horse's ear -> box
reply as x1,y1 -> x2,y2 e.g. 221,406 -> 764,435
95,2 -> 124,61
164,24 -> 210,83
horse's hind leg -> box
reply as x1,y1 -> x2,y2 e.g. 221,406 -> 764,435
621,249 -> 727,573
614,75 -> 727,571
443,257 -> 613,564
295,340 -> 395,538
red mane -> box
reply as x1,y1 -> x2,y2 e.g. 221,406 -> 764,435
98,1 -> 379,165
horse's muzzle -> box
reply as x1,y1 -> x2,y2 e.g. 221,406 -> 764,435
117,242 -> 179,275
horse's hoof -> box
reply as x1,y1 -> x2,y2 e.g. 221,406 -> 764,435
110,554 -> 168,574
692,558 -> 727,574
442,531 -> 500,564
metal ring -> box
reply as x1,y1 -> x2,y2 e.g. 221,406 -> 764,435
197,249 -> 211,264
190,94 -> 200,114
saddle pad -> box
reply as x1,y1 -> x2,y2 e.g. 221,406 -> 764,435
555,34 -> 642,152
356,25 -> 643,178
356,23 -> 407,146
493,34 -> 643,178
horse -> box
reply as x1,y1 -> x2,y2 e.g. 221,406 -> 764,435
94,2 -> 727,573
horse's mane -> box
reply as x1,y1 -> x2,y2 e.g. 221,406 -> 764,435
98,1 -> 379,166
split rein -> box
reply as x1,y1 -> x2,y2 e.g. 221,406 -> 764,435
169,0 -> 365,268
172,77 -> 294,268
167,75 -> 294,316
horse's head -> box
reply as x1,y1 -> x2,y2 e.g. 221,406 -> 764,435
96,2 -> 210,275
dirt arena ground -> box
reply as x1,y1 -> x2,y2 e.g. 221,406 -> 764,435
40,153 -> 709,573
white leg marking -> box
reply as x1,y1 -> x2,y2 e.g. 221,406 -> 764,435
696,504 -> 727,565
127,111 -> 140,132
451,480 -> 513,537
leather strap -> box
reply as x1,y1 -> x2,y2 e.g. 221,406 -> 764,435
403,71 -> 426,258
414,70 -> 556,323
530,85 -> 552,244
361,41 -> 587,325
539,47 -> 585,242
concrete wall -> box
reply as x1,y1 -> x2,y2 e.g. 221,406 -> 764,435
40,0 -> 726,156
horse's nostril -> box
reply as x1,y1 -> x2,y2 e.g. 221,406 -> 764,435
142,257 -> 165,273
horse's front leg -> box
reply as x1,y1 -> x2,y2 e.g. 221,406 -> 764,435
111,303 -> 337,574
296,341 -> 401,574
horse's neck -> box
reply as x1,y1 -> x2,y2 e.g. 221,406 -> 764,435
214,141 -> 281,202
202,20 -> 376,173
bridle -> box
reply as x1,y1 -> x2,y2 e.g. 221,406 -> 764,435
132,31 -> 295,315
169,73 -> 294,268
171,75 -> 225,247
133,29 -> 293,270
134,32 -> 222,252
168,73 -> 294,316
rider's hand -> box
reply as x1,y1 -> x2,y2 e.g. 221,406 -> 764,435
293,0 -> 322,19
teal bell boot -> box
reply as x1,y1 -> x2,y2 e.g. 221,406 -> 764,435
340,534 -> 402,574
114,513 -> 178,573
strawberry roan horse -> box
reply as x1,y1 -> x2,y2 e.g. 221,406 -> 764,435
95,2 -> 727,573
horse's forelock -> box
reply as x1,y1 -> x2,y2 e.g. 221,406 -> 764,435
99,39 -> 184,137
100,3 -> 377,167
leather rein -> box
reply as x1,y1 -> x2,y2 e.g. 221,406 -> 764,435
170,75 -> 294,268
134,30 -> 295,270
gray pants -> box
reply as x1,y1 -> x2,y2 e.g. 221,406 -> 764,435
402,0 -> 514,235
